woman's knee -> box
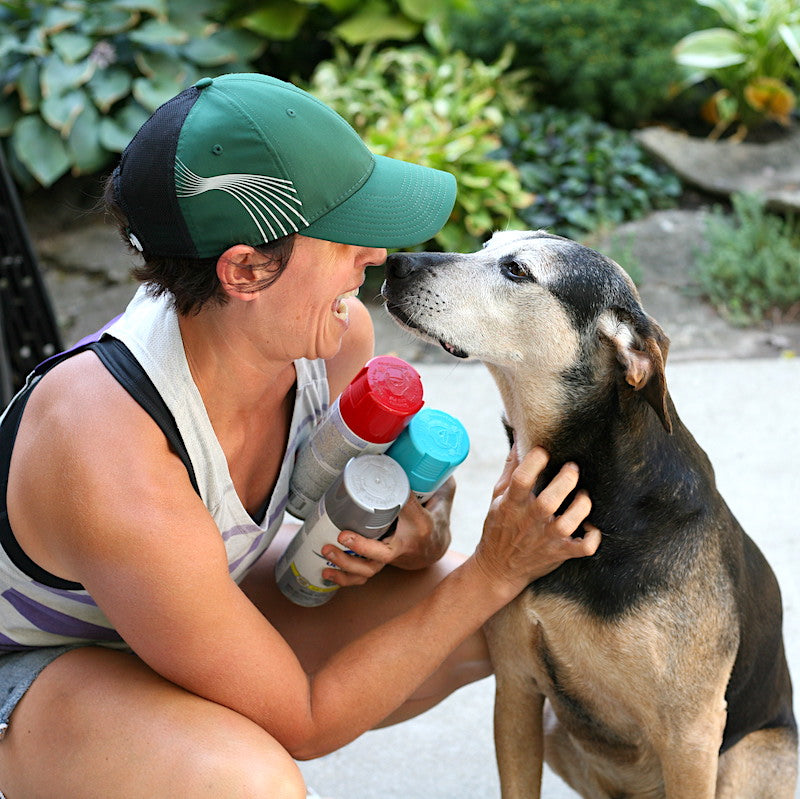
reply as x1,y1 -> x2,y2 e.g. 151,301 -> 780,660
196,728 -> 306,799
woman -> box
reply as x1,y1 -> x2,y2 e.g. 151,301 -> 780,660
0,73 -> 599,797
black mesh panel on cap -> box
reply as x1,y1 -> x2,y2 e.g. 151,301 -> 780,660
114,87 -> 200,258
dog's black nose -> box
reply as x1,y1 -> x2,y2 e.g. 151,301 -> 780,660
385,252 -> 416,280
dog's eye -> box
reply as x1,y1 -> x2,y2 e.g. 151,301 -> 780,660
501,260 -> 531,281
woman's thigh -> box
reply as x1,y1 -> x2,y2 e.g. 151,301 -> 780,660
241,528 -> 492,720
0,646 -> 305,799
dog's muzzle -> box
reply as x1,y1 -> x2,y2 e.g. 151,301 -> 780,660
382,253 -> 470,359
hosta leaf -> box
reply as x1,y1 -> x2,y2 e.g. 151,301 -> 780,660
16,60 -> 40,112
696,0 -> 750,29
40,55 -> 95,98
88,66 -> 133,113
67,102 -> 109,174
134,49 -> 190,79
779,23 -> 800,67
41,6 -> 82,35
335,10 -> 419,45
81,7 -> 138,35
11,115 -> 71,186
111,0 -> 168,17
166,0 -> 219,36
673,28 -> 747,70
14,27 -> 47,57
241,2 -> 308,40
41,88 -> 87,135
183,29 -> 262,66
398,0 -> 448,22
98,100 -> 150,151
50,30 -> 94,63
128,19 -> 189,46
132,74 -> 185,112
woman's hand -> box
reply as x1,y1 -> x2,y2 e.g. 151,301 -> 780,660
320,478 -> 456,587
472,445 -> 601,603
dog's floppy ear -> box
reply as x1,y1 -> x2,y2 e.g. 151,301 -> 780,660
598,309 -> 673,434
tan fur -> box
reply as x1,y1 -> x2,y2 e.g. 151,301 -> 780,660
717,728 -> 799,798
488,551 -> 738,798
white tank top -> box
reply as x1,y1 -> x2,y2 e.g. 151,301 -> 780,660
0,286 -> 329,651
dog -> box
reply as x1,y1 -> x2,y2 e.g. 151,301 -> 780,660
382,230 -> 797,798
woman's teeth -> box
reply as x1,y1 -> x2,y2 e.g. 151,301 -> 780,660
332,288 -> 359,321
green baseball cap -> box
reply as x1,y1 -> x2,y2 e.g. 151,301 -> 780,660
112,73 -> 457,258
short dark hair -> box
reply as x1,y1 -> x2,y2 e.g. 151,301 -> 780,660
103,176 -> 296,316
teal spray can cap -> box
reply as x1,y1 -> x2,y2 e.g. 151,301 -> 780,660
387,408 -> 470,496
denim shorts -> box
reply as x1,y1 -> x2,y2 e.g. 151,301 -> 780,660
0,645 -> 84,738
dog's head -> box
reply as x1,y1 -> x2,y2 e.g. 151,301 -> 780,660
382,230 -> 672,446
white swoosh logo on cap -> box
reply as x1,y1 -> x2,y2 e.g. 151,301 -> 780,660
175,158 -> 309,241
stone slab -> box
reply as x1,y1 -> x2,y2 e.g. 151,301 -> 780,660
635,126 -> 800,213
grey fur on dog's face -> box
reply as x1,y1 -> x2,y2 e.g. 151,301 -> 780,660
383,230 -> 670,448
383,229 -> 641,370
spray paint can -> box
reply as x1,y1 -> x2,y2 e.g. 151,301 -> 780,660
276,454 -> 410,607
286,356 -> 423,519
386,408 -> 470,501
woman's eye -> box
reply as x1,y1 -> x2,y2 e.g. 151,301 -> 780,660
502,261 -> 530,280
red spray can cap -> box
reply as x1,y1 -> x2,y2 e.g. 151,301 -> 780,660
339,356 -> 424,444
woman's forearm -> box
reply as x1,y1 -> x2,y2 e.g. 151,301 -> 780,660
288,556 -> 509,759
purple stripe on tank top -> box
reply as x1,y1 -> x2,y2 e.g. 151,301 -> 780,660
39,584 -> 98,606
267,495 -> 289,529
2,589 -> 123,642
0,632 -> 38,651
222,524 -> 260,542
227,534 -> 268,574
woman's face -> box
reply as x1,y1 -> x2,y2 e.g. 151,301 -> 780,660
262,235 -> 386,362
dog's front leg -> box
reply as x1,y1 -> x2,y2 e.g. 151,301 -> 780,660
487,602 -> 547,799
494,674 -> 545,799
658,702 -> 726,798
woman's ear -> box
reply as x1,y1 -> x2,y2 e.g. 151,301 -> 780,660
216,245 -> 263,300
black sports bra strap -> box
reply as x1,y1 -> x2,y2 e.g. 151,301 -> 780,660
0,335 -> 199,590
86,338 -> 200,496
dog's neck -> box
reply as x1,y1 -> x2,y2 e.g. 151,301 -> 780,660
485,363 -> 572,455
486,357 -> 684,483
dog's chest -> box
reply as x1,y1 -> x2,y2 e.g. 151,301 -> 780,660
487,591 -> 681,752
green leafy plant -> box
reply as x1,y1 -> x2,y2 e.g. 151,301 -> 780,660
0,0 -> 264,188
227,0 -> 466,46
221,0 -> 473,80
496,107 -> 683,240
444,0 -> 717,129
696,192 -> 800,324
673,0 -> 800,138
307,39 -> 533,252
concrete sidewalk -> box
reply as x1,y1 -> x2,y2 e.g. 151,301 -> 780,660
298,357 -> 800,799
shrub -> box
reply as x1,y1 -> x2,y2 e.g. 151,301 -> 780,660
673,0 -> 800,138
307,40 -> 533,252
444,0 -> 717,129
695,192 -> 800,324
0,0 -> 264,188
496,107 -> 683,240
223,0 -> 473,81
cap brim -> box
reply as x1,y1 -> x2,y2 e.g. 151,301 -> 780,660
301,154 -> 456,249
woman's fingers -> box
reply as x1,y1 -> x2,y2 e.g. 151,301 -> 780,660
550,488 -> 592,536
573,523 -> 602,557
320,540 -> 386,586
533,460 -> 580,518
505,446 -> 549,503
